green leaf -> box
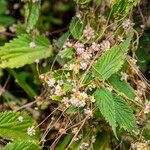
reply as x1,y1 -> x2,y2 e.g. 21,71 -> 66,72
26,1 -> 41,32
74,0 -> 91,4
0,34 -> 52,68
56,32 -> 69,49
108,74 -> 136,100
114,95 -> 137,132
61,48 -> 75,58
0,111 -> 40,141
93,37 -> 131,81
95,88 -> 117,137
70,18 -> 84,39
66,106 -> 78,115
112,0 -> 140,19
2,140 -> 41,150
56,133 -> 73,150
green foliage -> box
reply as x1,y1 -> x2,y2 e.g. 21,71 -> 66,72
69,18 -> 84,40
0,34 -> 52,68
2,139 -> 41,150
26,1 -> 41,32
93,37 -> 132,81
56,32 -> 69,49
114,95 -> 137,132
95,88 -> 137,136
95,88 -> 117,137
108,74 -> 136,100
56,133 -> 73,150
74,0 -> 91,4
112,0 -> 140,19
0,111 -> 40,141
0,0 -> 15,27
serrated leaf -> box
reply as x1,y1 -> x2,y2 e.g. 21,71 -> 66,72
114,95 -> 137,132
2,139 -> 41,150
0,111 -> 40,141
26,1 -> 41,32
112,0 -> 140,19
108,74 -> 136,100
70,18 -> 84,39
95,88 -> 117,137
0,34 -> 52,68
93,37 -> 131,81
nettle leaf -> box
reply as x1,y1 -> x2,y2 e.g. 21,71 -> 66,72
114,95 -> 137,132
95,88 -> 117,137
2,140 -> 41,150
93,37 -> 131,81
95,88 -> 137,136
69,17 -> 84,39
0,34 -> 52,68
108,74 -> 136,100
112,0 -> 140,19
0,111 -> 40,141
26,1 -> 41,32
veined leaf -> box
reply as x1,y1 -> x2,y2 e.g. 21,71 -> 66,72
2,140 -> 41,150
93,37 -> 132,81
112,0 -> 140,19
0,111 -> 40,141
26,1 -> 41,32
108,74 -> 136,100
0,34 -> 52,68
114,95 -> 137,132
95,88 -> 117,137
70,18 -> 84,39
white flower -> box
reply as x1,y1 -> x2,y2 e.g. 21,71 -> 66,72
47,78 -> 56,87
29,41 -> 36,48
81,52 -> 92,60
144,101 -> 150,114
62,97 -> 69,105
74,42 -> 85,54
131,142 -> 149,150
91,42 -> 100,51
27,126 -> 36,136
63,39 -> 73,49
72,127 -> 78,134
54,85 -> 63,96
122,19 -> 133,29
90,96 -> 95,103
76,12 -> 81,19
100,40 -> 110,51
18,116 -> 23,122
59,128 -> 66,134
120,72 -> 128,81
80,61 -> 88,70
91,135 -> 96,143
83,25 -> 95,40
84,108 -> 93,117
